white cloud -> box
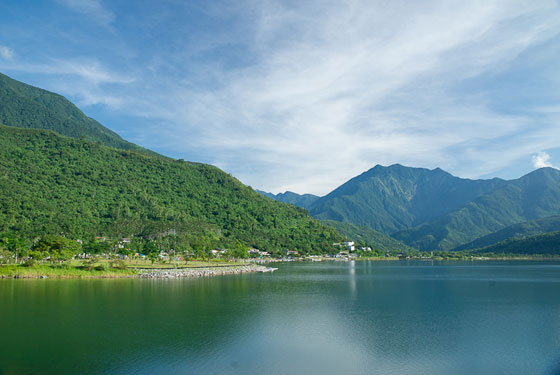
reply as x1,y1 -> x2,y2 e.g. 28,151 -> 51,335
4,0 -> 560,195
532,152 -> 558,169
57,0 -> 114,25
0,58 -> 133,108
134,0 -> 560,194
0,46 -> 13,60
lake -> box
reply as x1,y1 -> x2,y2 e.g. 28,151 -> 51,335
1,260 -> 560,374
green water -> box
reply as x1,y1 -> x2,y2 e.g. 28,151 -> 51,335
1,260 -> 560,374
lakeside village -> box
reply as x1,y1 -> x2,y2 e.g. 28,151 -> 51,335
0,232 -> 431,269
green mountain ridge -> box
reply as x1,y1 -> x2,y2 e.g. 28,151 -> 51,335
472,230 -> 560,255
394,167 -> 560,250
256,190 -> 319,210
453,215 -> 560,251
0,124 -> 342,255
0,72 -> 155,155
4,72 -> 560,255
261,164 -> 560,252
309,164 -> 507,234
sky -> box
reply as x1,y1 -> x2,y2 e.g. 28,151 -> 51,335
1,0 -> 560,195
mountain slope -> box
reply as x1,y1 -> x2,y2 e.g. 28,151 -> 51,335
0,72 -> 153,154
394,168 -> 560,250
256,190 -> 319,210
472,231 -> 560,255
309,164 -> 506,234
453,215 -> 560,251
0,125 -> 342,254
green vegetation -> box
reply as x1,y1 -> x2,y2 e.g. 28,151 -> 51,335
0,264 -> 137,278
453,215 -> 560,251
309,164 -> 507,234
265,164 -> 560,253
394,168 -> 560,250
0,125 -> 342,257
470,231 -> 560,256
2,72 -> 558,259
0,72 -> 155,155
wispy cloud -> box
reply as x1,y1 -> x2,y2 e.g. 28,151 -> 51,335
56,0 -> 114,25
134,0 -> 560,194
0,46 -> 13,60
532,151 -> 558,169
0,57 -> 134,108
3,0 -> 560,195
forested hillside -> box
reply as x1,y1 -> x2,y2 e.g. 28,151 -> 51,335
394,168 -> 560,250
0,73 -> 153,154
472,231 -> 560,255
0,125 -> 342,255
453,215 -> 560,251
263,164 -> 560,252
309,164 -> 506,234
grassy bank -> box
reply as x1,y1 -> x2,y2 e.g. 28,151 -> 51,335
123,259 -> 247,269
0,264 -> 137,279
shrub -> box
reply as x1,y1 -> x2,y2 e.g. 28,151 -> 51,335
94,263 -> 108,271
110,260 -> 127,270
22,259 -> 36,267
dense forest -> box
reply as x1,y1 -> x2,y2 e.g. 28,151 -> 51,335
471,231 -> 560,256
0,125 -> 342,257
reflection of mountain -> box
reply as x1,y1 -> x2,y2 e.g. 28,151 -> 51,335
2,262 -> 557,373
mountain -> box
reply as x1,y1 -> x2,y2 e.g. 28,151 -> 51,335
256,190 -> 319,210
0,124 -> 342,255
394,168 -> 560,250
320,220 -> 416,253
0,72 -> 154,155
472,231 -> 560,256
453,215 -> 560,251
309,164 -> 506,234
265,164 -> 560,252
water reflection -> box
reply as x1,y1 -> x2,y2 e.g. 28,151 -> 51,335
1,261 -> 560,374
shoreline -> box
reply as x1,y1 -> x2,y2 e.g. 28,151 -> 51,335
0,264 -> 275,279
3,256 -> 559,279
137,264 -> 274,278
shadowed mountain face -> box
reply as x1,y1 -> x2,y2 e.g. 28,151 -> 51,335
452,215 -> 560,251
393,168 -> 560,250
472,230 -> 560,255
0,72 -> 154,155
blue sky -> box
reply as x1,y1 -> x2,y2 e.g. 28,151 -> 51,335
1,0 -> 560,195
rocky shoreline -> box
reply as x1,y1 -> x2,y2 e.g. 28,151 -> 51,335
137,264 -> 274,278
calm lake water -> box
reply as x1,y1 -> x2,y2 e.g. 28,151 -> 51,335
2,260 -> 560,374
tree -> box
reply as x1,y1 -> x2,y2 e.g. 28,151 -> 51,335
33,235 -> 81,263
233,241 -> 248,259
